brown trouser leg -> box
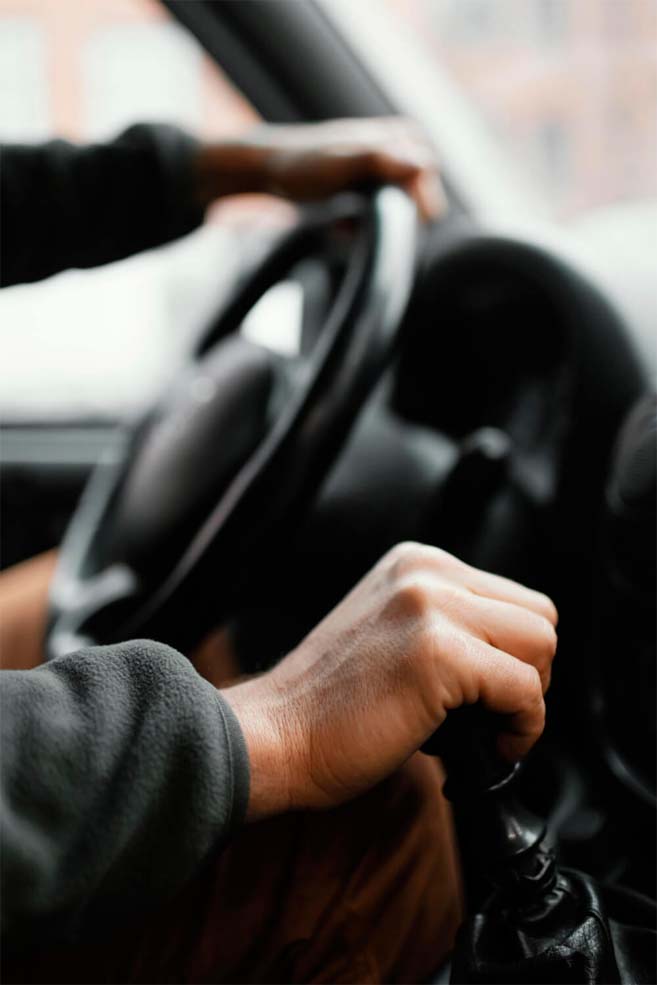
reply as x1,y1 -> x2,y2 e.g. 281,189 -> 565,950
0,550 -> 57,670
1,556 -> 462,984
6,755 -> 461,985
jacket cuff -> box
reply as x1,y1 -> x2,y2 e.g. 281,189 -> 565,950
122,122 -> 205,241
215,691 -> 251,829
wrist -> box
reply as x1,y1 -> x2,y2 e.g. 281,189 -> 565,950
194,139 -> 273,208
221,675 -> 297,821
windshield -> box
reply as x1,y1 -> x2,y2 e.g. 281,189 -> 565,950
0,0 -> 288,422
333,0 -> 656,222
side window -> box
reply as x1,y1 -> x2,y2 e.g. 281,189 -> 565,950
0,16 -> 49,141
387,0 -> 655,218
0,0 -> 284,421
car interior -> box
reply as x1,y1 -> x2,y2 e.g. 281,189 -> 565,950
1,2 -> 655,982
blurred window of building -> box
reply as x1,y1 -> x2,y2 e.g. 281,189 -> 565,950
603,0 -> 633,40
538,118 -> 571,192
432,0 -> 500,44
0,17 -> 48,141
534,0 -> 569,46
83,21 -> 204,140
0,0 -> 291,423
386,0 -> 656,219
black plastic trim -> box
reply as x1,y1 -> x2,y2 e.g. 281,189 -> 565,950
163,0 -> 392,122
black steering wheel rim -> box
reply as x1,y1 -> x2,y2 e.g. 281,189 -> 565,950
46,186 -> 419,661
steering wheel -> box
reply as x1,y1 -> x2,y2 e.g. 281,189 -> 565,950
46,186 -> 418,661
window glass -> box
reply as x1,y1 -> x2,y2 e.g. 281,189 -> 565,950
385,0 -> 656,218
0,17 -> 49,141
0,0 -> 256,143
0,0 -> 288,422
83,22 -> 205,140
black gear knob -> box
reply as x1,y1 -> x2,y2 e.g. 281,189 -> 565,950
423,707 -> 553,910
425,709 -> 656,983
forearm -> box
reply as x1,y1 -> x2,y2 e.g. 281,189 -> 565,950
1,117 -> 444,288
195,139 -> 271,208
1,124 -> 204,287
0,641 -> 249,946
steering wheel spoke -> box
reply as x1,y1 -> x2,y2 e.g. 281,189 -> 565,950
46,187 -> 418,659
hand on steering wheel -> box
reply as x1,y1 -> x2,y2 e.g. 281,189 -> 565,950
47,185 -> 419,659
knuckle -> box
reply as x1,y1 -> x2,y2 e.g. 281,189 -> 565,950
527,716 -> 545,744
390,540 -> 423,561
428,545 -> 456,569
434,582 -> 469,621
365,147 -> 385,169
522,666 -> 545,707
535,616 -> 558,657
542,666 -> 553,693
520,670 -> 546,741
538,592 -> 558,626
387,540 -> 460,575
386,541 -> 424,576
432,546 -> 468,577
393,576 -> 433,620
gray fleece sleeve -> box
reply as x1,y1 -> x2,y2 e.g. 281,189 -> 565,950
0,640 -> 249,946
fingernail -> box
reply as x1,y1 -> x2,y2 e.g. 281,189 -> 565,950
418,172 -> 448,221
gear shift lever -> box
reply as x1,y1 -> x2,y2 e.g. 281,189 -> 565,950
423,708 -> 555,913
425,709 -> 656,984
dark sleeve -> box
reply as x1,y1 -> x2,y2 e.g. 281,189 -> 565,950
0,124 -> 205,288
0,640 -> 249,947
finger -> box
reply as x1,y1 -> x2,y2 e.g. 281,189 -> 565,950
461,594 -> 557,692
360,145 -> 436,178
278,149 -> 416,201
337,149 -> 441,219
312,148 -> 419,195
458,565 -> 558,626
406,169 -> 446,222
472,645 -> 546,761
387,543 -> 557,626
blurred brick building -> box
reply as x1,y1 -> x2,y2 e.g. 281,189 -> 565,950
0,0 -> 655,218
389,0 -> 656,216
0,0 -> 256,143
0,0 -> 654,422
